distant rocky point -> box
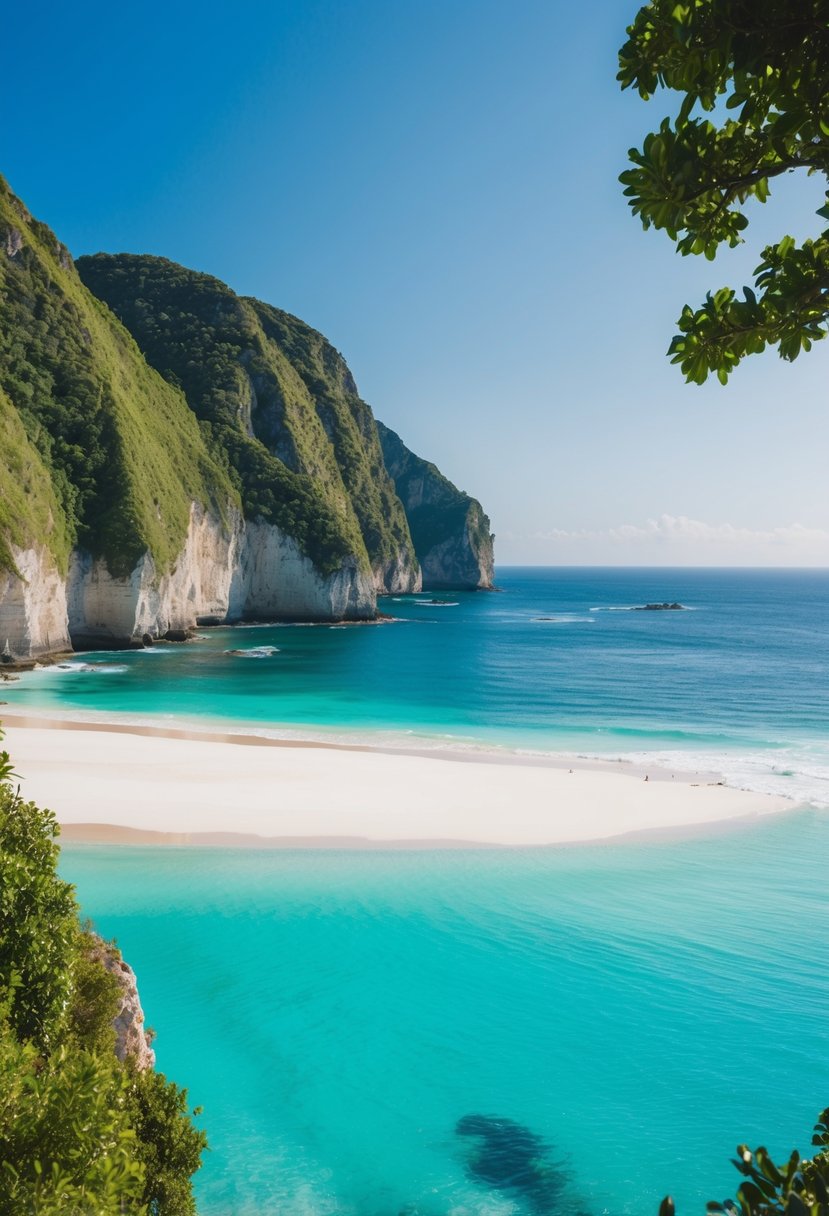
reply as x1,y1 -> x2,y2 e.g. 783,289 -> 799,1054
377,423 -> 494,590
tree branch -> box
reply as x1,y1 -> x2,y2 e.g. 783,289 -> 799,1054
680,155 -> 813,206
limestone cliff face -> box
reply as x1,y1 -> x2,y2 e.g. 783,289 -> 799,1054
1,507 -> 377,657
0,547 -> 72,657
89,937 -> 155,1072
372,548 -> 424,596
67,503 -> 242,647
377,424 -> 495,590
1,502 -> 376,657
237,519 -> 375,622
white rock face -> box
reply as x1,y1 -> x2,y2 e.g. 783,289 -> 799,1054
1,502 -> 377,658
235,519 -> 375,621
420,503 -> 495,591
68,503 -> 244,645
89,937 -> 155,1071
0,546 -> 71,656
373,549 -> 423,596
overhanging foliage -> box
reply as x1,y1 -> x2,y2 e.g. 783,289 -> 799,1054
619,0 -> 829,383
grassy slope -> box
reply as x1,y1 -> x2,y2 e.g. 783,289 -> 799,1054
0,177 -> 237,578
0,385 -> 71,576
249,300 -> 416,572
76,254 -> 416,577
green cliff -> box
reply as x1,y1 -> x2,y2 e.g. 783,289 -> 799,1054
0,173 -> 493,655
0,383 -> 71,578
0,175 -> 237,581
377,423 -> 495,590
75,254 -> 418,588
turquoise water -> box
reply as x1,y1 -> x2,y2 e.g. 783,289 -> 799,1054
60,810 -> 829,1216
31,567 -> 828,1211
6,568 -> 829,802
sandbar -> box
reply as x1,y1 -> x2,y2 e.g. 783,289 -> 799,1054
1,714 -> 790,848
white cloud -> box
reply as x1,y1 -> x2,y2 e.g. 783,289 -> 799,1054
519,514 -> 829,566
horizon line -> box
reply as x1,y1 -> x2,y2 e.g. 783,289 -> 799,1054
490,563 -> 829,571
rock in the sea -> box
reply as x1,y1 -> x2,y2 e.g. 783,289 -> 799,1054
635,602 -> 686,611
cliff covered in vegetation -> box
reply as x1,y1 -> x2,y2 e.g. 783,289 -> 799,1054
0,175 -> 384,654
0,174 -> 493,657
76,253 -> 420,597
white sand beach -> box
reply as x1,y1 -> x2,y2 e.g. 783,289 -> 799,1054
1,714 -> 790,847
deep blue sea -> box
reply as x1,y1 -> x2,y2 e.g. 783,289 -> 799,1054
9,567 -> 828,1214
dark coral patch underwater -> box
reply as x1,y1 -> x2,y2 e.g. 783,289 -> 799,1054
456,1113 -> 588,1215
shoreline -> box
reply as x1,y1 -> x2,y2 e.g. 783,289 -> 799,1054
0,707 -> 716,780
1,712 -> 791,849
55,808 -> 798,850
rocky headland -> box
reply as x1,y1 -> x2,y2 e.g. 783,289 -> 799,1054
377,422 -> 494,589
0,175 -> 494,658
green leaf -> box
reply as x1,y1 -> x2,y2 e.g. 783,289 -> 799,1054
786,1193 -> 811,1216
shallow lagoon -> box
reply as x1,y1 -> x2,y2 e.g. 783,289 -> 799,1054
61,808 -> 829,1216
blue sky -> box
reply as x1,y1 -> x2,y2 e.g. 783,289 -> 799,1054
4,0 -> 827,564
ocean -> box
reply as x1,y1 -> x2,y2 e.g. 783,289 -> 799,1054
7,567 -> 829,803
7,567 -> 828,1213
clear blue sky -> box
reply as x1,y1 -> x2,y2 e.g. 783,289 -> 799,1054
4,0 -> 827,564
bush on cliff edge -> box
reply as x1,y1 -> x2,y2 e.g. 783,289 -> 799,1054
0,727 -> 206,1215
